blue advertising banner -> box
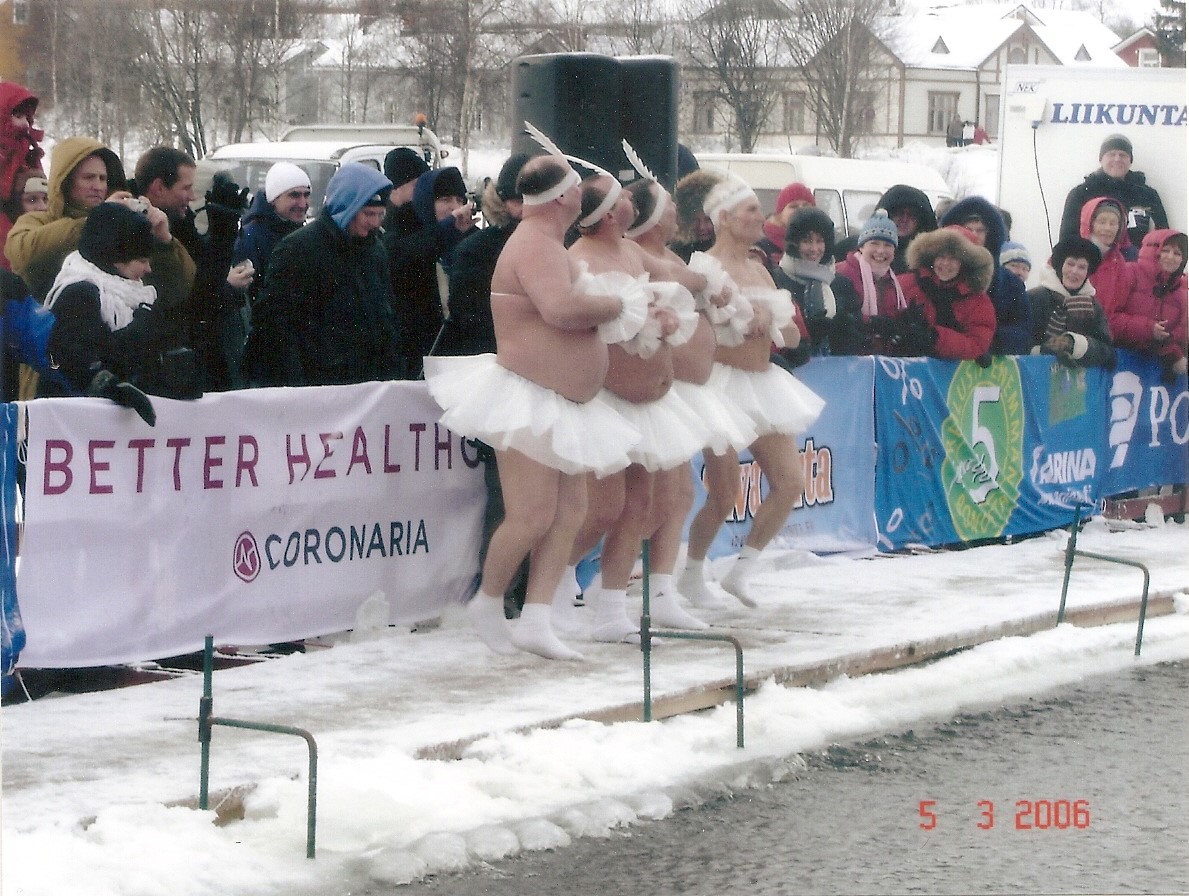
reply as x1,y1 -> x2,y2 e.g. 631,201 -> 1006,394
699,356 -> 878,558
1101,350 -> 1188,495
873,353 -> 1186,552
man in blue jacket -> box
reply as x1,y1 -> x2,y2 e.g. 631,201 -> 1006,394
244,163 -> 405,386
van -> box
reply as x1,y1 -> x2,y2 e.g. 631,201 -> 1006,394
193,123 -> 449,222
696,153 -> 952,242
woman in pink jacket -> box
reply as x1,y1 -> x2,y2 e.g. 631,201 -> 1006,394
1080,196 -> 1135,320
1112,229 -> 1187,381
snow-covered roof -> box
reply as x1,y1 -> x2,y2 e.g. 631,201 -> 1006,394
879,3 -> 1127,70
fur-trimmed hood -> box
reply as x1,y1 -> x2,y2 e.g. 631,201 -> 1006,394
938,195 -> 1008,258
673,169 -> 723,246
906,227 -> 995,294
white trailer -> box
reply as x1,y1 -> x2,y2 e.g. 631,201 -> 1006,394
996,64 -> 1186,276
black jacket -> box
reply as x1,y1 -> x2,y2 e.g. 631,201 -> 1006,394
1059,168 -> 1169,249
244,212 -> 406,387
439,222 -> 515,357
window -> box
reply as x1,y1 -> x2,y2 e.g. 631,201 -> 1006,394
783,92 -> 806,134
693,92 -> 717,134
1008,45 -> 1026,65
1137,47 -> 1161,67
985,93 -> 1000,138
927,92 -> 960,135
12,0 -> 29,24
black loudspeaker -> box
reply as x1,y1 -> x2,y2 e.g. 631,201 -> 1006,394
618,56 -> 680,190
511,53 -> 623,175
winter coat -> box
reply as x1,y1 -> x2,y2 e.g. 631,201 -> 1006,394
0,83 -> 45,271
245,211 -> 405,387
899,228 -> 996,361
834,184 -> 938,271
385,168 -> 471,374
1110,229 -> 1187,371
939,196 -> 1031,355
0,270 -> 54,402
1059,167 -> 1168,249
232,190 -> 304,292
836,251 -> 908,353
772,209 -> 864,357
4,137 -> 127,301
1078,196 -> 1136,319
439,221 -> 515,357
1027,265 -> 1115,369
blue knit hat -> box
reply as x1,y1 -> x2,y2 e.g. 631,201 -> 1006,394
999,240 -> 1031,271
857,209 -> 898,248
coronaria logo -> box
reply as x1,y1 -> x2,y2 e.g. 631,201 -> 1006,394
233,531 -> 262,582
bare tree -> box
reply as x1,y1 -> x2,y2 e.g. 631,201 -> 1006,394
785,0 -> 891,158
685,0 -> 795,153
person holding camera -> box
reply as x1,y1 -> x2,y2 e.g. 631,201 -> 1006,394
133,147 -> 250,391
385,165 -> 475,377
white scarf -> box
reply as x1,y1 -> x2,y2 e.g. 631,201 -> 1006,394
45,251 -> 157,331
856,252 -> 906,318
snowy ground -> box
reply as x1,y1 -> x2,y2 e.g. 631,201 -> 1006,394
2,516 -> 1187,896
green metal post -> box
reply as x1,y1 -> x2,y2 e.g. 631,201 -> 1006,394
198,635 -> 213,810
642,540 -> 652,723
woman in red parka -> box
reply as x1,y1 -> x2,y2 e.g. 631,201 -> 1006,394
1111,229 -> 1187,381
1079,196 -> 1135,320
894,225 -> 996,361
0,82 -> 46,270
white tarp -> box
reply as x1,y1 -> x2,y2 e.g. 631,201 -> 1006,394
17,381 -> 484,667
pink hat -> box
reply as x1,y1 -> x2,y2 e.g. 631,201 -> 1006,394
774,182 -> 814,215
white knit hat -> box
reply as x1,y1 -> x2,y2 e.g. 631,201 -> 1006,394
264,162 -> 311,202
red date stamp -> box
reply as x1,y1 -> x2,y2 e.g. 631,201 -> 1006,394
918,799 -> 1091,830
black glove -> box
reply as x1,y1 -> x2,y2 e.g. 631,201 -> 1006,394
206,173 -> 249,216
86,368 -> 156,427
897,305 -> 939,355
975,352 -> 993,369
865,315 -> 904,339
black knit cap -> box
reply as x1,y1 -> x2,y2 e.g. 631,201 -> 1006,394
1099,133 -> 1133,161
432,167 -> 467,201
383,147 -> 430,188
784,206 -> 836,257
1050,236 -> 1102,277
78,202 -> 155,274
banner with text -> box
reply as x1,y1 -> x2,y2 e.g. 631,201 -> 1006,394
19,382 -> 485,667
700,356 -> 878,558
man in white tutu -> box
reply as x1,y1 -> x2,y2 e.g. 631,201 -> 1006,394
424,154 -> 640,660
678,174 -> 826,608
558,171 -> 710,643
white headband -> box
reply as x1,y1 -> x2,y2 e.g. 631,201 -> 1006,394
704,177 -> 756,225
520,166 -> 580,206
578,176 -> 622,228
625,186 -> 668,239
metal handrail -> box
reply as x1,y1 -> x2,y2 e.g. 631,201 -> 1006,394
1058,506 -> 1152,656
640,542 -> 746,748
198,635 -> 319,857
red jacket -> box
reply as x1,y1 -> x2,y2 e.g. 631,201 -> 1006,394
1111,229 -> 1187,369
899,268 -> 996,360
1079,196 -> 1135,320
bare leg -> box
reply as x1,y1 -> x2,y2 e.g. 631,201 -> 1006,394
512,467 -> 588,660
642,463 -> 707,629
721,432 -> 805,607
678,449 -> 739,608
592,464 -> 653,642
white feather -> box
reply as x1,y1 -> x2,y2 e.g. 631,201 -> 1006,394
523,120 -> 564,158
622,139 -> 657,183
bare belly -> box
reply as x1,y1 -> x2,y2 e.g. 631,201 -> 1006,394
672,317 -> 715,384
604,344 -> 673,404
715,333 -> 772,372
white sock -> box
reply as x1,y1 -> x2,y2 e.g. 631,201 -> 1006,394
466,590 -> 516,654
720,546 -> 761,608
512,603 -> 584,661
591,587 -> 640,644
677,556 -> 727,609
647,574 -> 709,630
551,564 -> 583,634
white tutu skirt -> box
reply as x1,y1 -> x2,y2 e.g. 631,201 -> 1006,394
601,387 -> 711,472
423,354 -> 640,477
669,378 -> 757,456
705,361 -> 825,438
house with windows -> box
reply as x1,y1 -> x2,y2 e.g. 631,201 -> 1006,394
0,0 -> 34,83
696,2 -> 1131,155
1112,28 -> 1170,68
